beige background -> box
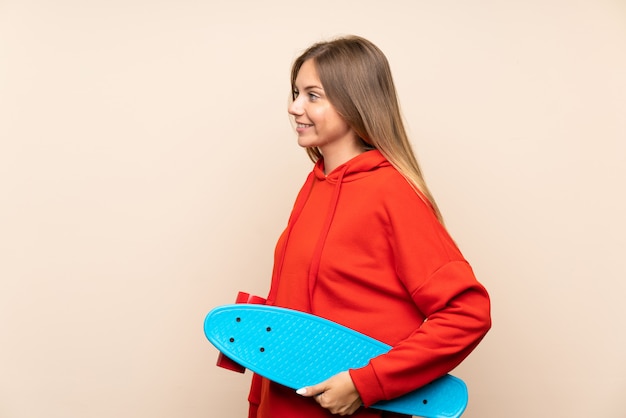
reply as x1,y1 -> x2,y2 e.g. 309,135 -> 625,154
1,0 -> 625,417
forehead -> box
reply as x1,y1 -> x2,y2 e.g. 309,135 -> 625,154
295,60 -> 323,89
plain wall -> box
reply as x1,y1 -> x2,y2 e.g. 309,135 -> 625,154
1,0 -> 625,417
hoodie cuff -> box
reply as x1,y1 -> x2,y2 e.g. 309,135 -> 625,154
349,363 -> 385,407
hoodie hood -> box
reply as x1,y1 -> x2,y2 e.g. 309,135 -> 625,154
313,149 -> 391,183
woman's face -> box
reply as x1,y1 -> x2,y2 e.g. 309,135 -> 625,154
288,60 -> 357,155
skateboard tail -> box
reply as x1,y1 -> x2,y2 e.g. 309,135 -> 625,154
215,292 -> 267,373
373,375 -> 468,418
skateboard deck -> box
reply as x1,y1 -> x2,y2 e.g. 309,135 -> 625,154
204,304 -> 468,418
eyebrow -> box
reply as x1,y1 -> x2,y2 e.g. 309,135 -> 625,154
297,84 -> 324,91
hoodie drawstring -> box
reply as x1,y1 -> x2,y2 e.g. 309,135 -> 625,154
306,165 -> 348,310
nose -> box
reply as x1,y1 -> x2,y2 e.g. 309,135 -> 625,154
288,96 -> 304,116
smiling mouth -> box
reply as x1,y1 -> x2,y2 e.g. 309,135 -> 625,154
297,123 -> 313,128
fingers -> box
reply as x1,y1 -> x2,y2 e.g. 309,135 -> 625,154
295,385 -> 325,398
295,372 -> 362,415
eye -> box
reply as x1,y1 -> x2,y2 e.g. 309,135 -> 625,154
292,89 -> 299,99
308,92 -> 320,102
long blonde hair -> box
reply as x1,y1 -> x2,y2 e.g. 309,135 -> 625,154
290,35 -> 443,223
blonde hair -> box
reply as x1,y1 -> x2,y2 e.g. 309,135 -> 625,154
290,35 -> 443,223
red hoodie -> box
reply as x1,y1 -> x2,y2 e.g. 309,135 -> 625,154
248,150 -> 491,418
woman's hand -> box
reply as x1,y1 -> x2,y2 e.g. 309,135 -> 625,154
296,371 -> 362,415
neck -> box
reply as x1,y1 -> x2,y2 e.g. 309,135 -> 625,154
320,140 -> 366,175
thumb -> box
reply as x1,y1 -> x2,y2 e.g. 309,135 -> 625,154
296,384 -> 324,398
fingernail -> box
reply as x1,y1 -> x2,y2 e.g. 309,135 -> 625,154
296,388 -> 306,395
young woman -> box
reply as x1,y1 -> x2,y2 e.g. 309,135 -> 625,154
247,35 -> 491,417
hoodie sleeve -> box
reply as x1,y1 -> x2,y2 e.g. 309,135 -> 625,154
349,181 -> 491,407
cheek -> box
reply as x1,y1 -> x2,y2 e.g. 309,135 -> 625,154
311,106 -> 344,132
308,107 -> 327,125
328,114 -> 351,134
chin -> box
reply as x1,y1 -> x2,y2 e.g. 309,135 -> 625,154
297,138 -> 319,148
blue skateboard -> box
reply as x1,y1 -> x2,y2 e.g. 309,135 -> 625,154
204,304 -> 468,418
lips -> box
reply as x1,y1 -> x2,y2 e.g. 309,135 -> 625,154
295,122 -> 313,134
